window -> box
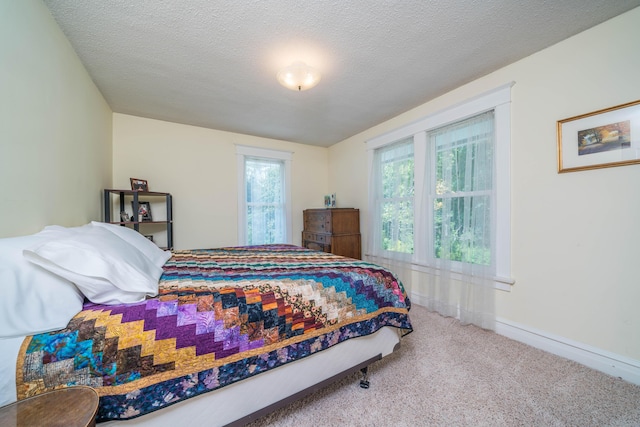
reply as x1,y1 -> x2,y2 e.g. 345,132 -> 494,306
431,111 -> 494,266
236,145 -> 292,245
367,83 -> 512,289
375,138 -> 414,254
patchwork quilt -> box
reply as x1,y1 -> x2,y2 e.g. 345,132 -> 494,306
16,245 -> 412,421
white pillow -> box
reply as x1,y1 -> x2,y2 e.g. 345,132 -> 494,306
24,226 -> 162,305
90,221 -> 171,268
40,223 -> 92,236
0,234 -> 84,338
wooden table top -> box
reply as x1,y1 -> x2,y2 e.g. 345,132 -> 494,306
0,386 -> 99,427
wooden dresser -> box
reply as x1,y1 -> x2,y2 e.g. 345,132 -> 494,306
302,208 -> 361,259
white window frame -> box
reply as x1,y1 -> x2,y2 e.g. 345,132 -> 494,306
426,110 -> 496,274
236,145 -> 292,245
371,137 -> 415,261
366,82 -> 514,290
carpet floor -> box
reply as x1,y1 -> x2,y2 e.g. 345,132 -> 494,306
247,304 -> 640,426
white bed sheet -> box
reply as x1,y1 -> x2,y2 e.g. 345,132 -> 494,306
101,326 -> 401,427
0,335 -> 26,407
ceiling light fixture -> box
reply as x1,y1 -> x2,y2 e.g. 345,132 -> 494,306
276,61 -> 321,91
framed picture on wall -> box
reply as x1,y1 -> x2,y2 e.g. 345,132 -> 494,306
132,201 -> 152,222
130,178 -> 149,191
557,99 -> 640,173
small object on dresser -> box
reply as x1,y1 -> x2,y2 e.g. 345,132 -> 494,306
331,193 -> 336,207
324,195 -> 331,208
130,178 -> 148,191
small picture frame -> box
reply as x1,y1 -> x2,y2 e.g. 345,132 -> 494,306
557,99 -> 640,173
132,201 -> 152,222
324,195 -> 331,208
144,235 -> 154,242
130,178 -> 149,191
331,193 -> 336,207
119,211 -> 130,222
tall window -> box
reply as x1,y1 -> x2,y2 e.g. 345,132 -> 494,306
367,82 -> 513,312
245,157 -> 285,245
373,139 -> 414,254
236,145 -> 292,245
370,112 -> 494,265
431,111 -> 494,267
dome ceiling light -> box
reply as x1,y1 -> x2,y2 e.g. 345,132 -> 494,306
276,61 -> 321,91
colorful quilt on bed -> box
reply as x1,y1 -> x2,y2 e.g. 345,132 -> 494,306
16,245 -> 412,421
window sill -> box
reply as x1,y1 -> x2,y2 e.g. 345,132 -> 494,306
365,253 -> 514,292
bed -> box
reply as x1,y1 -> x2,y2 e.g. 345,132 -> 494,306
0,223 -> 412,426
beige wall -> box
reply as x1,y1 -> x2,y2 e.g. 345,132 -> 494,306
0,0 -> 112,237
329,8 -> 640,361
112,114 -> 329,249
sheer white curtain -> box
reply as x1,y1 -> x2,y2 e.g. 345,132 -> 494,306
367,111 -> 497,330
367,138 -> 416,291
423,111 -> 496,330
245,157 -> 285,245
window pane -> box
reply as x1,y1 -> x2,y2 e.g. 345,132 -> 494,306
434,195 -> 491,265
382,199 -> 414,253
247,204 -> 284,245
246,159 -> 282,204
434,116 -> 493,195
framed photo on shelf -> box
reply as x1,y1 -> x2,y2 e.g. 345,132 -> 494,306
130,178 -> 149,191
132,201 -> 152,222
119,211 -> 130,222
143,235 -> 154,242
557,99 -> 640,173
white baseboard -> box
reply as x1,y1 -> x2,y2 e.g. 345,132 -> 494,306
495,317 -> 640,386
410,293 -> 640,386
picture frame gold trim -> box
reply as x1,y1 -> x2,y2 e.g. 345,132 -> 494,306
557,99 -> 640,173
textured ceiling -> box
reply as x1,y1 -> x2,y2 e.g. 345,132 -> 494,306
43,0 -> 640,147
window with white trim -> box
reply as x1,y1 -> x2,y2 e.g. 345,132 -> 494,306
374,138 -> 414,254
367,83 -> 513,288
430,110 -> 494,267
236,145 -> 292,245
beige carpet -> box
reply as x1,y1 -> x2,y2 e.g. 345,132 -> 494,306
247,304 -> 640,426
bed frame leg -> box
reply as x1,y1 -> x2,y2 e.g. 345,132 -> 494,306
359,367 -> 370,389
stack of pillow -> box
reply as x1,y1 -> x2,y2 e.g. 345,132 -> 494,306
0,222 -> 172,339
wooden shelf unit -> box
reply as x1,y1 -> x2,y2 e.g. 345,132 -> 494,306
103,188 -> 173,250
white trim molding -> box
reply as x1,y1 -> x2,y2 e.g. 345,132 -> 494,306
409,294 -> 640,385
495,317 -> 640,386
366,82 -> 515,288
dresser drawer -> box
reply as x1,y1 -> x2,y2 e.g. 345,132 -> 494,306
302,232 -> 328,244
304,211 -> 332,233
304,241 -> 330,253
